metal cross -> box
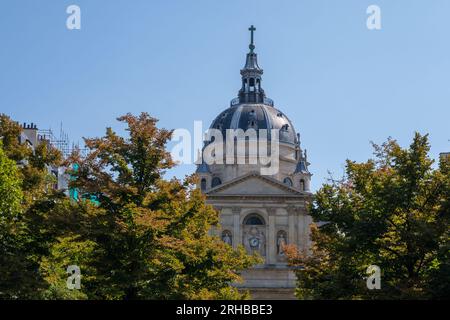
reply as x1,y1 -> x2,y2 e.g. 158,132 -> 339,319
249,25 -> 256,53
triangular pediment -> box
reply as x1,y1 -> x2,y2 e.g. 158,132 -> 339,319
206,172 -> 302,196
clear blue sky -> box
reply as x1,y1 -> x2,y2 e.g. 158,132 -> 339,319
1,0 -> 449,191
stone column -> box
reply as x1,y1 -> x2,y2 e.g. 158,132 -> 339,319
304,209 -> 313,255
298,210 -> 307,252
267,207 -> 276,264
287,206 -> 296,245
296,202 -> 310,253
232,207 -> 241,249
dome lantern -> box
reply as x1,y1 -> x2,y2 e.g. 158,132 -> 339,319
234,25 -> 273,106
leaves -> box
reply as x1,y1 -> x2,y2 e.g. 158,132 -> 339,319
287,133 -> 450,299
55,113 -> 258,299
0,113 -> 258,300
0,124 -> 62,299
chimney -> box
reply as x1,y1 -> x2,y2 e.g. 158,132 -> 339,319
23,121 -> 39,147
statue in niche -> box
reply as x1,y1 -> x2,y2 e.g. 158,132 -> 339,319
277,231 -> 287,255
222,231 -> 232,246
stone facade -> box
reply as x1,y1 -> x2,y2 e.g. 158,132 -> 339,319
203,173 -> 312,299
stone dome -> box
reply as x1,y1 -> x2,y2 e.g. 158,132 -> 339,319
209,103 -> 298,145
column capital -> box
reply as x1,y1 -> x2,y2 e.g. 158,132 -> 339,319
231,207 -> 241,215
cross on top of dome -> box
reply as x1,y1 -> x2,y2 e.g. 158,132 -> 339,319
248,25 -> 256,53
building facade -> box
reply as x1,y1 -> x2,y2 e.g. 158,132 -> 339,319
196,26 -> 313,299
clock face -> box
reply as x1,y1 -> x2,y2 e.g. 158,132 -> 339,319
249,237 -> 259,248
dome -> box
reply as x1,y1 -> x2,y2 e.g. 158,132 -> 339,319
209,103 -> 298,145
197,25 -> 311,191
204,26 -> 299,146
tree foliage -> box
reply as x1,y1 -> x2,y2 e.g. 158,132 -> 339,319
0,113 -> 259,299
0,115 -> 63,299
39,113 -> 259,299
0,142 -> 26,298
287,133 -> 450,299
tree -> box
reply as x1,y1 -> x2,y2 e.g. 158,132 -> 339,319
287,133 -> 450,299
0,114 -> 30,162
0,142 -> 25,298
55,112 -> 260,299
0,113 -> 259,299
0,115 -> 64,299
0,142 -> 22,223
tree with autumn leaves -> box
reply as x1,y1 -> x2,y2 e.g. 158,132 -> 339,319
61,113 -> 259,299
286,133 -> 450,299
0,113 -> 259,300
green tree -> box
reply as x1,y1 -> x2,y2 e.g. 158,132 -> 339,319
0,142 -> 22,222
53,113 -> 260,299
0,142 -> 28,298
39,234 -> 100,300
0,114 -> 30,162
287,133 -> 450,299
0,115 -> 64,299
0,114 -> 62,203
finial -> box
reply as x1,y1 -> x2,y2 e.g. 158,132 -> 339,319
248,25 -> 256,53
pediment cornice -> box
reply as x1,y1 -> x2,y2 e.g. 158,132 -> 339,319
206,171 -> 311,198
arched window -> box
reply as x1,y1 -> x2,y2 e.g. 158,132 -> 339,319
211,177 -> 222,188
249,78 -> 255,92
283,177 -> 293,187
200,178 -> 207,191
244,214 -> 265,225
300,179 -> 305,191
